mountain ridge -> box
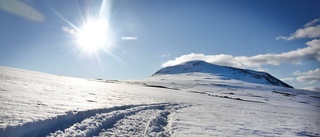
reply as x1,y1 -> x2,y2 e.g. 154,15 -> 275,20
153,60 -> 293,88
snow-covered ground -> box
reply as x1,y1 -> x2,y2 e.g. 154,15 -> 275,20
0,66 -> 319,137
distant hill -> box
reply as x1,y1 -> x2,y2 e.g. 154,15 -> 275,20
153,60 -> 293,88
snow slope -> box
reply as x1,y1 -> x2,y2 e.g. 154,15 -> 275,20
0,66 -> 319,137
154,60 -> 293,88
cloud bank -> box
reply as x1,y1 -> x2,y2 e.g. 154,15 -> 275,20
163,19 -> 320,70
162,39 -> 320,68
276,18 -> 320,41
294,68 -> 320,84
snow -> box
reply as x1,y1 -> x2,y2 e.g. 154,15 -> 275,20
0,65 -> 320,137
154,60 -> 293,88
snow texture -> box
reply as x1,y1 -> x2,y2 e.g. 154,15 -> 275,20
0,64 -> 319,137
154,60 -> 293,88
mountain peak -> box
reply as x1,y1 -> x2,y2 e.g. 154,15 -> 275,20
153,60 -> 293,88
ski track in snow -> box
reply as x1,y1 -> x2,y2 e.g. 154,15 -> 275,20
0,102 -> 189,137
98,107 -> 173,137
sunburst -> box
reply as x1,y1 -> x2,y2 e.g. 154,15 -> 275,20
75,19 -> 109,53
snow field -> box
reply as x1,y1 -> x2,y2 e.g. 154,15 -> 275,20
1,66 -> 320,137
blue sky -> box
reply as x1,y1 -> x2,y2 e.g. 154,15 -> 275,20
0,0 -> 319,90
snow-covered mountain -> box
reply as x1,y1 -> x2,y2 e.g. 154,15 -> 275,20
154,60 -> 293,88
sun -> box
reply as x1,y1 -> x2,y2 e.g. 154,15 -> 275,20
75,19 -> 109,52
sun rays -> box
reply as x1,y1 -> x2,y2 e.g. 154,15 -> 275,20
53,0 -> 122,69
75,19 -> 110,52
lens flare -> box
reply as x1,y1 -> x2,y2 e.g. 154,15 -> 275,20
53,0 -> 126,67
75,19 -> 109,52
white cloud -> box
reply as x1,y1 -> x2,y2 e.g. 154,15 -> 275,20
304,18 -> 320,28
0,0 -> 45,22
121,37 -> 138,40
302,87 -> 320,92
277,19 -> 320,41
280,77 -> 295,82
162,39 -> 320,68
294,68 -> 320,84
296,76 -> 320,84
162,53 -> 242,68
293,68 -> 320,76
160,54 -> 170,58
